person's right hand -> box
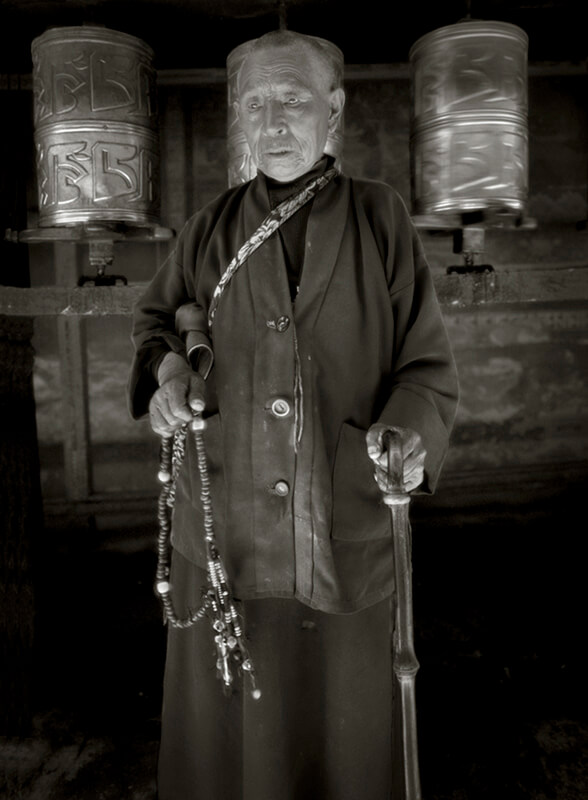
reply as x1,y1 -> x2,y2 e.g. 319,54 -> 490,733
149,354 -> 206,436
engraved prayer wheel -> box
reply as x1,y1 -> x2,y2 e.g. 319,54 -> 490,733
31,25 -> 160,227
409,20 -> 529,218
226,35 -> 344,187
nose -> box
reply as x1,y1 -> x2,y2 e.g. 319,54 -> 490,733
263,99 -> 287,135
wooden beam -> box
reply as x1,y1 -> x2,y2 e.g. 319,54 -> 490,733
0,268 -> 587,317
3,62 -> 586,92
434,267 -> 588,309
0,284 -> 146,316
40,458 -> 588,526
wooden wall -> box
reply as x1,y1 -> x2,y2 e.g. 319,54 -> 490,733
8,61 -> 588,522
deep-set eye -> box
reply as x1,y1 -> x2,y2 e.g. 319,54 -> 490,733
285,97 -> 300,106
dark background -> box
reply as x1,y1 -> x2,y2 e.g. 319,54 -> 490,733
1,1 -> 587,798
1,0 -> 587,69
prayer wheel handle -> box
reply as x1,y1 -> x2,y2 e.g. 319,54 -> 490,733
382,429 -> 410,506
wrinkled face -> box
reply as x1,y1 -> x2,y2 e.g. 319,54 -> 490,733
236,44 -> 344,182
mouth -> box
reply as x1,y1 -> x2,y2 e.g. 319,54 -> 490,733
260,141 -> 298,156
263,149 -> 295,157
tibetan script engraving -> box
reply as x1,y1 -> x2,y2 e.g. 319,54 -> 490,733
36,135 -> 159,223
32,27 -> 160,226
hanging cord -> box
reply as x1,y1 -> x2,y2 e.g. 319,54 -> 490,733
155,416 -> 261,700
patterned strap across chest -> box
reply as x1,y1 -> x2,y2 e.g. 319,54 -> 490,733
207,166 -> 338,331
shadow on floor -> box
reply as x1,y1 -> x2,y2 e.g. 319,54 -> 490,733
1,493 -> 587,799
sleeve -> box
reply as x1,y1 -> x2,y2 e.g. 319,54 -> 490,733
127,219 -> 211,419
176,302 -> 214,379
375,191 -> 459,494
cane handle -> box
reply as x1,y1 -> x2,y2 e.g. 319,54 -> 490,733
382,429 -> 409,505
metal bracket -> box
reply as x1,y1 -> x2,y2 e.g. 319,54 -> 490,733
78,240 -> 127,286
19,223 -> 174,286
448,226 -> 495,274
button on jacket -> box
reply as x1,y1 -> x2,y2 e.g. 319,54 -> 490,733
129,169 -> 459,614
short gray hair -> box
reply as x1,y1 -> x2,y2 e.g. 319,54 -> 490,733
238,30 -> 344,93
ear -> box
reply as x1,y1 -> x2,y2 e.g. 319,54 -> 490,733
328,88 -> 345,131
233,100 -> 241,124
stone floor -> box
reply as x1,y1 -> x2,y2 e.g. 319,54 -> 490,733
1,491 -> 587,799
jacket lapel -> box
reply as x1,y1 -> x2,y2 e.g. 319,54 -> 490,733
294,173 -> 350,330
241,174 -> 292,316
230,171 -> 350,331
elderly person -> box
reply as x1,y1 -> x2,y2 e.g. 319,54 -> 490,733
129,28 -> 458,800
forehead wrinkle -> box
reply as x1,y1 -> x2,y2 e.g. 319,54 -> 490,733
239,71 -> 272,98
238,50 -> 321,98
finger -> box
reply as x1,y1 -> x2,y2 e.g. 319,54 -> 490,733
366,427 -> 385,461
150,386 -> 187,432
188,373 -> 206,413
404,470 -> 424,493
374,461 -> 423,493
372,426 -> 412,465
403,430 -> 425,458
373,465 -> 390,493
165,380 -> 194,423
403,463 -> 424,487
402,449 -> 426,481
374,463 -> 400,492
375,440 -> 417,470
149,403 -> 176,436
155,391 -> 185,428
402,464 -> 425,483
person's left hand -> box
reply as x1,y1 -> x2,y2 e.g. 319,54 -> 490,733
366,424 -> 426,494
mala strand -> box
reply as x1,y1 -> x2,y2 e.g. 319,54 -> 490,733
155,416 -> 261,700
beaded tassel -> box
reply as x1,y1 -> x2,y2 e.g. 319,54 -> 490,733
155,416 -> 261,700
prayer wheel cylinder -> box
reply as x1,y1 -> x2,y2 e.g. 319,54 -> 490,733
226,36 -> 344,187
31,25 -> 160,227
409,20 -> 528,217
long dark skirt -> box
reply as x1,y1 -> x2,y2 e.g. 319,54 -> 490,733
158,549 -> 394,800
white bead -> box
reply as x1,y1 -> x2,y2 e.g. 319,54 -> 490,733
156,581 -> 171,595
157,470 -> 171,483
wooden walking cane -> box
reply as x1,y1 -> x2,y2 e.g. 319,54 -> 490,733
382,429 -> 422,800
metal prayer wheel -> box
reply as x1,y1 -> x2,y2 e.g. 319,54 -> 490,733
409,20 -> 529,219
226,35 -> 344,187
31,25 -> 160,227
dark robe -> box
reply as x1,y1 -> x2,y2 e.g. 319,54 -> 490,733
159,554 -> 394,800
128,158 -> 458,799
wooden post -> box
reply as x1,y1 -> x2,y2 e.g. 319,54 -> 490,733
0,76 -> 41,735
0,315 -> 42,735
54,242 -> 92,501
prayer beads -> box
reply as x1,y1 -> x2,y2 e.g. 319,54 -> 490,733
155,418 -> 260,699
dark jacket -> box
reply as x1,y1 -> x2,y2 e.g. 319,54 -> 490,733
129,170 -> 459,613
